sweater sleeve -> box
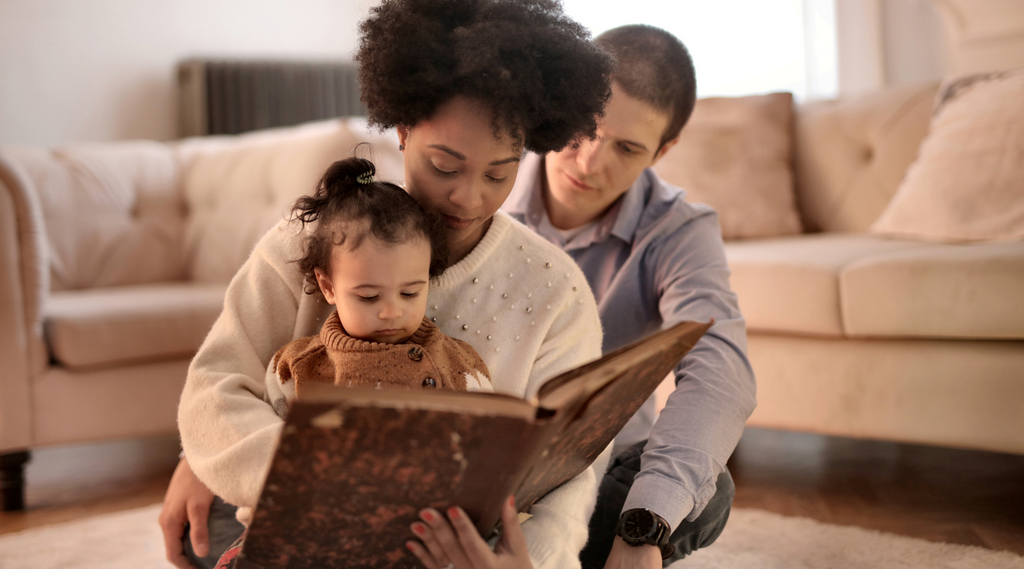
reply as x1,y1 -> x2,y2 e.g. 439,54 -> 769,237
264,348 -> 297,419
520,269 -> 605,569
178,223 -> 305,509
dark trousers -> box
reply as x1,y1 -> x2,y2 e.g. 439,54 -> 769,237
183,496 -> 246,569
579,441 -> 735,569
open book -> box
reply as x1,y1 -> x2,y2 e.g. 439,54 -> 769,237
235,319 -> 712,569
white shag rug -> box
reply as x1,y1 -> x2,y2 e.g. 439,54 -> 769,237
0,505 -> 1021,569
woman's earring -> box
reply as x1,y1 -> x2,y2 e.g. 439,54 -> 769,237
399,144 -> 405,151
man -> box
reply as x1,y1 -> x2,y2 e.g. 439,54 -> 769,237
502,25 -> 756,569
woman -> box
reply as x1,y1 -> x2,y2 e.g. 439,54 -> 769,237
161,1 -> 613,568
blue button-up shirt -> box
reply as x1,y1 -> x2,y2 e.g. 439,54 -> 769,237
503,153 -> 756,529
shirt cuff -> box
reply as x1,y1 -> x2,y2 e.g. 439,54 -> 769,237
622,474 -> 695,532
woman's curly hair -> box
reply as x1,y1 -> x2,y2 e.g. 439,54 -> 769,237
357,0 -> 613,153
292,157 -> 449,295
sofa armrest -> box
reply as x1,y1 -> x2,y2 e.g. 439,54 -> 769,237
0,152 -> 49,452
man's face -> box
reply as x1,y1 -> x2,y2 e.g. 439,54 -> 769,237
543,83 -> 677,229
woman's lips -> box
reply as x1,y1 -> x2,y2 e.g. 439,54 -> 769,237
442,214 -> 475,230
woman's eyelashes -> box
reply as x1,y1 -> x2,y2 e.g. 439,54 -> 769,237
431,164 -> 507,183
433,164 -> 457,177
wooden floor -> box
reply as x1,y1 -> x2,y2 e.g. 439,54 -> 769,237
2,428 -> 1023,558
728,428 -> 1024,555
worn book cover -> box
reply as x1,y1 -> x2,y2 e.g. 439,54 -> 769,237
236,319 -> 711,569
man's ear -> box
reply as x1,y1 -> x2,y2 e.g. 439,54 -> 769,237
315,268 -> 337,305
649,135 -> 681,169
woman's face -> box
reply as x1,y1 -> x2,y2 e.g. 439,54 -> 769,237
398,97 -> 522,263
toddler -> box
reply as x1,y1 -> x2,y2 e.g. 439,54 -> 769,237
263,157 -> 493,418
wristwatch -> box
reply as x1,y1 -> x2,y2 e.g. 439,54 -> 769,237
615,508 -> 675,559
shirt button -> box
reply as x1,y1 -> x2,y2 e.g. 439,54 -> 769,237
422,377 -> 437,388
408,347 -> 423,362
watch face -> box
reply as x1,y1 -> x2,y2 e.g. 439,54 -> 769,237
622,510 -> 655,539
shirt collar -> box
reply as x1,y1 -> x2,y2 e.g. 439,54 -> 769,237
504,152 -> 655,248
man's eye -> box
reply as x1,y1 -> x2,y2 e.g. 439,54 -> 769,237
618,143 -> 637,154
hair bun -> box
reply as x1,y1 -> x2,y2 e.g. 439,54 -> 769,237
322,157 -> 377,195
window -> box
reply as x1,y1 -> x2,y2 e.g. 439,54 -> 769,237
561,0 -> 838,100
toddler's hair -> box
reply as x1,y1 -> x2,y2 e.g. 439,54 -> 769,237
292,157 -> 449,295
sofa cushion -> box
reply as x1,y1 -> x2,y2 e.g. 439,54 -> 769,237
792,82 -> 937,233
653,93 -> 802,240
0,143 -> 187,291
44,283 -> 226,369
871,69 -> 1024,243
725,234 -> 929,336
842,241 -> 1024,340
177,118 -> 403,284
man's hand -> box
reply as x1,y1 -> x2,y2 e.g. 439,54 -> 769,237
603,536 -> 662,569
159,457 -> 215,569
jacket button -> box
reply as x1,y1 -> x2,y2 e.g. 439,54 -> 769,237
423,377 -> 437,388
408,347 -> 423,362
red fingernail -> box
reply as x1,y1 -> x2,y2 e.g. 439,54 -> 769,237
448,507 -> 460,520
412,523 -> 425,536
508,495 -> 515,507
406,542 -> 416,552
421,510 -> 434,522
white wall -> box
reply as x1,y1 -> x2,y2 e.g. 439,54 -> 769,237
0,0 -> 376,145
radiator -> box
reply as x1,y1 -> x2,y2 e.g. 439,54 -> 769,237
176,60 -> 365,137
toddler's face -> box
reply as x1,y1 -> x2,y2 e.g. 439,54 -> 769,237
317,235 -> 432,344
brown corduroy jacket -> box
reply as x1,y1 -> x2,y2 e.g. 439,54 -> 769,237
270,310 -> 491,399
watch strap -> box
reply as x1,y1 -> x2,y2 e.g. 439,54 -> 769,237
615,509 -> 676,559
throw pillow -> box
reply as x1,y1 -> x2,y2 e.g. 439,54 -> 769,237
871,69 -> 1024,242
652,92 -> 802,240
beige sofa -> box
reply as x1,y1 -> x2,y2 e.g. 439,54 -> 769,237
0,119 -> 404,510
1,82 -> 1022,510
727,82 -> 1024,456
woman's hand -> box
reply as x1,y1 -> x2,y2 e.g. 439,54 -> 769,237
407,495 -> 533,569
159,457 -> 215,569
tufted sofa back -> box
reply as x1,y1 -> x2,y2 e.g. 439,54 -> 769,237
0,119 -> 403,292
792,82 -> 938,233
1,142 -> 188,291
175,119 -> 403,283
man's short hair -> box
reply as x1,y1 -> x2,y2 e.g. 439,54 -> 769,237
595,25 -> 697,150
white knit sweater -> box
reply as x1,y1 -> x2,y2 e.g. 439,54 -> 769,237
178,212 -> 605,568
